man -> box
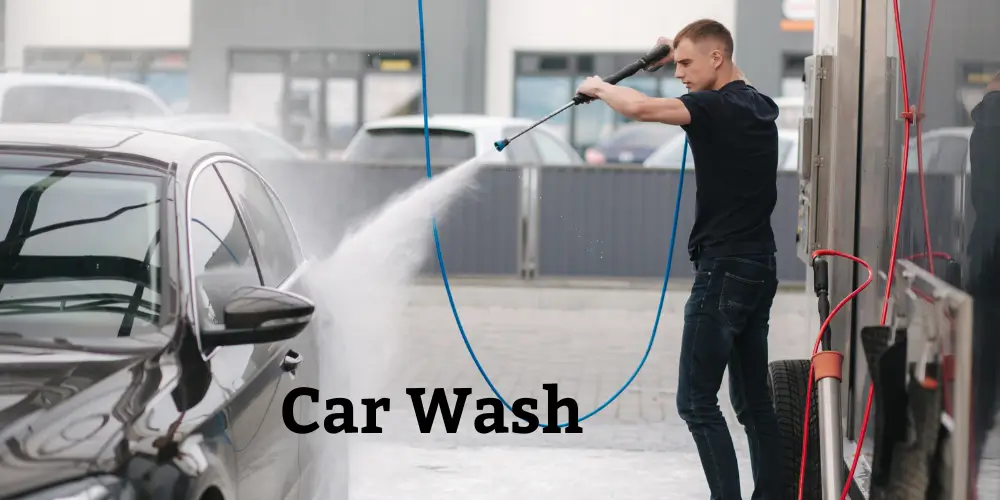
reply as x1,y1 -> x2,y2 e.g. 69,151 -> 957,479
575,19 -> 783,500
967,70 -> 1000,480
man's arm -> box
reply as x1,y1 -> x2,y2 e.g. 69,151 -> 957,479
590,82 -> 692,126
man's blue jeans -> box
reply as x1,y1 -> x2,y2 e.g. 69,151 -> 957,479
676,254 -> 784,500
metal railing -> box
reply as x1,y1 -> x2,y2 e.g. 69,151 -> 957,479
257,159 -> 808,284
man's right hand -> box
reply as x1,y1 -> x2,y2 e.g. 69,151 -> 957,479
646,37 -> 675,70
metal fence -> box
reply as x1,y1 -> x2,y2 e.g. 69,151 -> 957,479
257,160 -> 808,284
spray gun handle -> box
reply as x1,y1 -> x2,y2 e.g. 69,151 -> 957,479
572,44 -> 673,105
639,43 -> 675,73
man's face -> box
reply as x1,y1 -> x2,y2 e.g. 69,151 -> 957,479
673,38 -> 722,92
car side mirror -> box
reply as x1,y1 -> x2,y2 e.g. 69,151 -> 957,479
200,286 -> 314,349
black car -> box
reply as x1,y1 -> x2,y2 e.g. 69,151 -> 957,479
0,124 -> 346,499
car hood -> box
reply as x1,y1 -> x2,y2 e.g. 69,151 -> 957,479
0,340 -> 175,498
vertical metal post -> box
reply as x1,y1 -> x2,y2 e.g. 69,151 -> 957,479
951,294 -> 973,500
814,351 -> 846,499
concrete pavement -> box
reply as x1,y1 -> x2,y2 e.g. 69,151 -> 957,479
345,282 -> 817,498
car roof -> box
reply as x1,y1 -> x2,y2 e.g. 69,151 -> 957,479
74,113 -> 261,132
0,123 -> 241,179
0,72 -> 162,95
362,114 -> 540,133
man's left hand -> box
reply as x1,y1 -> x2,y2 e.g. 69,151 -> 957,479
576,76 -> 606,100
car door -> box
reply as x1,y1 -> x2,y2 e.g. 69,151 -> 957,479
213,160 -> 318,499
187,161 -> 301,500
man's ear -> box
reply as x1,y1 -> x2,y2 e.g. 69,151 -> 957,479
712,50 -> 723,69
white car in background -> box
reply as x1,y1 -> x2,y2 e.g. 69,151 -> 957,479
643,128 -> 801,171
0,73 -> 171,123
773,95 -> 805,131
72,114 -> 306,164
342,114 -> 585,166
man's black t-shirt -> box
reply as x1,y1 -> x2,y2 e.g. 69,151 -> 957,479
677,80 -> 780,261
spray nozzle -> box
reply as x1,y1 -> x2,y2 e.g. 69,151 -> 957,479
493,139 -> 508,152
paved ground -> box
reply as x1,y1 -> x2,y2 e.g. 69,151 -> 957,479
344,282 -> 818,499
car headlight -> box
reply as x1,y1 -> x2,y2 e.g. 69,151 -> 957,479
16,476 -> 133,500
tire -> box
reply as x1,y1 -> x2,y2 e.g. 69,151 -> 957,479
768,359 -> 822,500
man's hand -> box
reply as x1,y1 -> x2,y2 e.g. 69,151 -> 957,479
646,37 -> 675,70
576,76 -> 607,100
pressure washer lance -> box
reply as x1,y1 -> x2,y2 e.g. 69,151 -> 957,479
493,43 -> 674,152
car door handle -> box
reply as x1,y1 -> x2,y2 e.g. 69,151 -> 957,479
281,349 -> 302,375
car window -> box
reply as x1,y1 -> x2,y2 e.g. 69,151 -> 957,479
1,85 -> 167,123
532,130 -> 579,165
502,126 -> 541,164
189,165 -> 262,327
0,160 -> 167,336
188,127 -> 302,161
343,127 -> 475,164
215,161 -> 300,286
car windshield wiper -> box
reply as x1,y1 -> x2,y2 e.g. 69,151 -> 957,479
0,293 -> 160,324
0,199 -> 161,254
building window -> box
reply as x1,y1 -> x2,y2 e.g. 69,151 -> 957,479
228,49 -> 421,159
513,51 -> 681,153
23,48 -> 190,112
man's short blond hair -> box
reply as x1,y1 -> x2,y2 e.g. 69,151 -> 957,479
674,19 -> 735,59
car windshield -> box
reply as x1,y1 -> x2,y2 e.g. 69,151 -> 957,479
0,157 -> 168,339
597,123 -> 681,150
343,127 -> 476,164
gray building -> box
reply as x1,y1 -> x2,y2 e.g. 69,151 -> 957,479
733,0 -> 813,98
188,0 -> 487,158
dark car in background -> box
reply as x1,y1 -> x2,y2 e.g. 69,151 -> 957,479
0,124 -> 346,500
583,122 -> 684,165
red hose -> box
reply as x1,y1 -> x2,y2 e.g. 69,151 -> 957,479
795,0 -> 940,497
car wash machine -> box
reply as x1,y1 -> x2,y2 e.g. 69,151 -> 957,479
776,0 -> 998,498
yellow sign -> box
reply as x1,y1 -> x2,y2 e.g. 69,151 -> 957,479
967,72 -> 998,84
379,59 -> 413,71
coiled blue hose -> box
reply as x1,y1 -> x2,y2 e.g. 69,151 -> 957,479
416,0 -> 689,428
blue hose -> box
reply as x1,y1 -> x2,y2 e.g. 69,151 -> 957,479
416,0 -> 689,428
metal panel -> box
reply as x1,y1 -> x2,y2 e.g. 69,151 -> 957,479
534,166 -> 807,283
796,53 -> 833,262
850,0 -> 899,443
254,161 -> 523,277
804,0 -> 865,435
